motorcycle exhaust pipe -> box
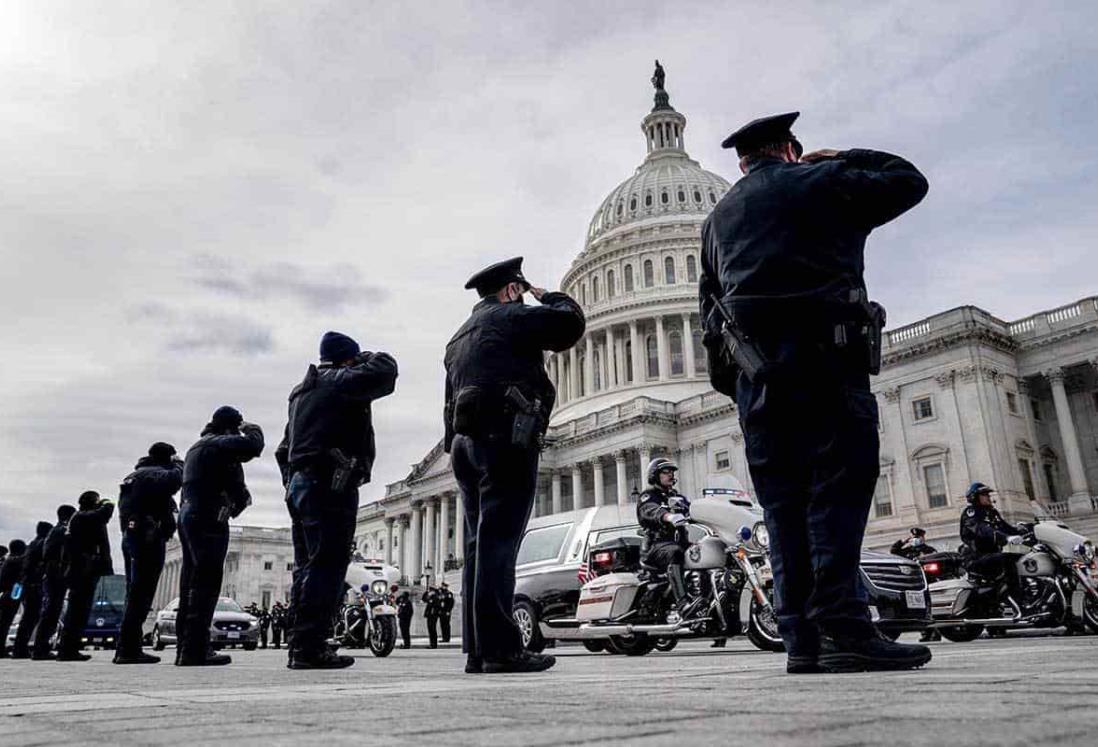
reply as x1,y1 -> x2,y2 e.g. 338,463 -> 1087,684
539,620 -> 707,640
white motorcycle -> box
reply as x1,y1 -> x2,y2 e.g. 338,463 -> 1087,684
333,559 -> 400,657
929,518 -> 1098,641
539,495 -> 783,655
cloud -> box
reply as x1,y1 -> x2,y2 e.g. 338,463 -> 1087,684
166,313 -> 276,356
192,255 -> 387,311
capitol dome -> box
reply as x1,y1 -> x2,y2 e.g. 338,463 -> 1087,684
549,65 -> 732,424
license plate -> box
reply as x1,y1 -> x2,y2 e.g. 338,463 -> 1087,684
905,591 -> 926,609
227,632 -> 240,639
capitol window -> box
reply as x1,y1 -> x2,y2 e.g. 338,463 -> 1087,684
580,285 -> 587,305
912,396 -> 934,422
577,352 -> 586,396
661,191 -> 669,205
1006,392 -> 1019,415
592,276 -> 599,302
708,191 -> 717,204
607,270 -> 615,297
624,340 -> 634,382
686,255 -> 697,282
624,264 -> 634,291
694,189 -> 702,202
645,335 -> 658,379
643,260 -> 654,287
669,331 -> 684,376
677,188 -> 685,203
263,560 -> 273,571
873,474 -> 894,518
923,463 -> 948,509
664,257 -> 676,284
616,201 -> 623,216
715,450 -> 731,471
629,196 -> 637,211
692,327 -> 706,372
593,350 -> 602,390
645,193 -> 653,208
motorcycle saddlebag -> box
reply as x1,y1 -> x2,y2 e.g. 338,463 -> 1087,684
576,572 -> 640,621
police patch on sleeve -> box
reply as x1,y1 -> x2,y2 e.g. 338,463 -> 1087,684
966,507 -> 976,516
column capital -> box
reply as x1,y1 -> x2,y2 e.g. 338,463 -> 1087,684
614,449 -> 629,463
729,432 -> 744,444
1016,378 -> 1031,395
384,516 -> 395,526
1044,367 -> 1067,384
881,386 -> 902,403
934,370 -> 955,389
589,455 -> 607,468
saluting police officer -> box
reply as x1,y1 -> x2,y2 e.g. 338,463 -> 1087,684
114,442 -> 183,664
31,505 -> 76,659
275,331 -> 398,670
700,112 -> 930,674
57,491 -> 115,661
177,406 -> 263,666
10,521 -> 52,658
438,581 -> 455,643
445,257 -> 584,674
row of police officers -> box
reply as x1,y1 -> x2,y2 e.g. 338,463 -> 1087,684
3,102 -> 933,675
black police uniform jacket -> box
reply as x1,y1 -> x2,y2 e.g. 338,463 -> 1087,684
960,504 -> 1023,555
889,538 -> 938,560
64,502 -> 115,580
20,531 -> 49,588
274,352 -> 398,485
443,292 -> 585,452
119,457 -> 183,539
699,150 -> 928,388
41,521 -> 69,582
181,424 -> 264,514
396,593 -> 414,622
0,551 -> 23,597
439,588 -> 454,615
637,487 -> 688,547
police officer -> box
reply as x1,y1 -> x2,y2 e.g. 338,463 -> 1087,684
177,406 -> 264,666
0,539 -> 27,658
32,505 -> 76,660
637,458 -> 700,619
423,585 -> 440,649
10,521 -> 52,658
275,330 -> 398,670
700,112 -> 930,674
57,491 -> 115,661
891,528 -> 938,560
438,582 -> 455,643
115,442 -> 183,664
445,256 -> 585,674
396,590 -> 414,649
258,606 -> 271,648
960,482 -> 1026,596
270,602 -> 286,649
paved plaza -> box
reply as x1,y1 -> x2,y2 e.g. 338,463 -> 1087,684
1,634 -> 1095,746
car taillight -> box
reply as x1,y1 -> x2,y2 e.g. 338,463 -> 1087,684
923,562 -> 940,575
592,551 -> 614,570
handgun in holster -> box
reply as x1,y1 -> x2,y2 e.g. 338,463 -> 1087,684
706,294 -> 768,383
847,289 -> 887,375
504,385 -> 545,450
330,448 -> 360,493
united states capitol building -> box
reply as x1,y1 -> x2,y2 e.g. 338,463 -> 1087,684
355,71 -> 1098,589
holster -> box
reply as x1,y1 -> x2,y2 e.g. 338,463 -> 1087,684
329,448 -> 360,493
505,385 -> 546,450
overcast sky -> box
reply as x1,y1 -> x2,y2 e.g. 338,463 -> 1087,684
1,0 -> 1095,548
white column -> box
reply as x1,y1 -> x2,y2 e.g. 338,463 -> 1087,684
454,492 -> 465,561
384,518 -> 394,566
639,445 -> 653,480
604,328 -> 615,388
551,470 -> 563,514
571,464 -> 584,509
551,356 -> 561,400
592,457 -> 606,507
569,347 -> 579,399
410,504 -> 423,583
423,498 -> 437,580
614,329 -> 626,387
615,451 -> 629,506
629,320 -> 642,384
396,517 -> 407,574
584,334 -> 595,394
1046,368 -> 1090,504
438,493 -> 451,569
682,313 -> 696,377
655,315 -> 669,381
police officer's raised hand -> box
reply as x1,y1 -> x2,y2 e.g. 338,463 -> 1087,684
529,286 -> 547,302
800,149 -> 841,163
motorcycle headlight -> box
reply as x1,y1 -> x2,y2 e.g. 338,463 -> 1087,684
752,521 -> 770,551
371,580 -> 389,596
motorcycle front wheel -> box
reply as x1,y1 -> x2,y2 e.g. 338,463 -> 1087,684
369,617 -> 397,657
1081,594 -> 1098,634
939,624 -> 984,642
607,634 -> 656,656
747,593 -> 785,653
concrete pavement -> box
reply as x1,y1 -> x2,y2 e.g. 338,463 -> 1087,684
1,634 -> 1095,746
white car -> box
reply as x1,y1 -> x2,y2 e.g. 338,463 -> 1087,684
152,596 -> 260,651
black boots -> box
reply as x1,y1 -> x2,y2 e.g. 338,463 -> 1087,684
114,651 -> 161,665
818,632 -> 932,673
287,648 -> 355,670
482,651 -> 556,674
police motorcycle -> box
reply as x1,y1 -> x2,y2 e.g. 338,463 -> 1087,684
540,494 -> 782,656
930,519 -> 1098,642
332,557 -> 400,657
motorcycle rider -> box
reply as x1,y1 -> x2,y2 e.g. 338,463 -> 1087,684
960,482 -> 1026,599
890,528 -> 937,560
636,458 -> 698,618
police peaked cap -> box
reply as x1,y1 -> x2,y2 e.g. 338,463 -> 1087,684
464,256 -> 529,296
721,111 -> 801,156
